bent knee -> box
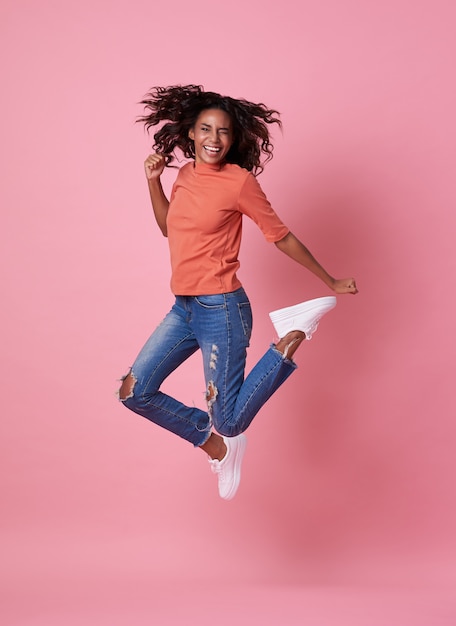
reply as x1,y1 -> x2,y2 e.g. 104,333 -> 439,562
216,423 -> 243,438
118,371 -> 137,402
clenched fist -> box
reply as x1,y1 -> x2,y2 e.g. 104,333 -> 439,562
144,153 -> 166,180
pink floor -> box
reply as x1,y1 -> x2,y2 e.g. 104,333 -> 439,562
2,580 -> 454,625
2,526 -> 455,625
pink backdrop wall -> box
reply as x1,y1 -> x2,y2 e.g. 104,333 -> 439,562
2,0 -> 455,623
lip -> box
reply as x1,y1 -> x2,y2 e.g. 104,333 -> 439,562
202,146 -> 224,160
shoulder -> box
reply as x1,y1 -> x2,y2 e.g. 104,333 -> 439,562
171,162 -> 193,189
223,162 -> 250,179
220,163 -> 252,190
176,162 -> 193,178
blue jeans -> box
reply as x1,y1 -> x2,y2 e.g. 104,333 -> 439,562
119,288 -> 297,446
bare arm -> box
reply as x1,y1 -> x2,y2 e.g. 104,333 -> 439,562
144,154 -> 169,237
275,232 -> 358,294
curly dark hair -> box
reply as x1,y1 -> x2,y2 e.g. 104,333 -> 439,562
137,85 -> 282,175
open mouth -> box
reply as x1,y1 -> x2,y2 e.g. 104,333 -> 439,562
203,146 -> 221,154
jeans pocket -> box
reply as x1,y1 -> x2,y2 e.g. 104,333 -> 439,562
238,302 -> 253,339
194,295 -> 226,310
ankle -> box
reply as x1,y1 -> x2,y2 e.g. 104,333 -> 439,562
275,331 -> 305,360
200,433 -> 227,461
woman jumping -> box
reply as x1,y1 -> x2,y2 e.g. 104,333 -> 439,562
118,85 -> 358,500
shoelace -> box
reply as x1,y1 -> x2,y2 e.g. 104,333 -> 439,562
208,458 -> 222,475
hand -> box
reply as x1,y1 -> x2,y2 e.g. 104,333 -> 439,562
144,153 -> 166,180
332,278 -> 358,294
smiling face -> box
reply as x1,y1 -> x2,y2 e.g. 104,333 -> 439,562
188,108 -> 234,166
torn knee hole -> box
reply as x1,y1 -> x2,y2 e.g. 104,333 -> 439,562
118,372 -> 137,401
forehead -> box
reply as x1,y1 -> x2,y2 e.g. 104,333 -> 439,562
196,108 -> 232,128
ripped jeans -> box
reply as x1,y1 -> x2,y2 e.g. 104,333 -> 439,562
119,288 -> 297,446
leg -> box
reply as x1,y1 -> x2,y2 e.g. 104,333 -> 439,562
225,299 -> 338,432
192,289 -> 297,438
118,299 -> 211,447
190,290 -> 299,500
198,331 -> 304,474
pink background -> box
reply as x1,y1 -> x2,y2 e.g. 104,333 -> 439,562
2,0 -> 455,624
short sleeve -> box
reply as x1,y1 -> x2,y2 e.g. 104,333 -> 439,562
238,174 -> 289,243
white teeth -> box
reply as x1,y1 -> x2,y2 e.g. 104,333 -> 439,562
204,146 -> 221,153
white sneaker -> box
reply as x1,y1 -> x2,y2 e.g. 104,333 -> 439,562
269,296 -> 337,340
208,434 -> 247,500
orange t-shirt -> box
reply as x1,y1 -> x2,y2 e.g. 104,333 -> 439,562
167,161 -> 290,295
